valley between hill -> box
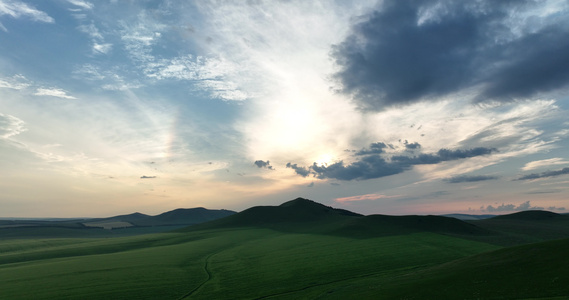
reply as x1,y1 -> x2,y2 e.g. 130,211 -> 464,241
1,198 -> 568,299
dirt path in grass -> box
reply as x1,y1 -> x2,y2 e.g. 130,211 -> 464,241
177,250 -> 220,299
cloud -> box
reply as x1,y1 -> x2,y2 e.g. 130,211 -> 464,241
0,113 -> 26,138
67,0 -> 93,10
444,174 -> 499,184
525,189 -> 562,195
76,20 -> 113,55
549,206 -> 566,211
290,143 -> 497,181
119,12 -> 246,101
310,155 -> 406,181
331,0 -> 569,111
404,141 -> 421,150
140,175 -> 156,179
34,88 -> 77,99
482,201 -> 544,212
254,160 -> 274,170
285,162 -> 310,177
355,142 -> 388,155
391,147 -> 497,165
335,193 -> 399,203
522,158 -> 569,171
0,0 -> 54,26
0,74 -> 30,90
93,43 -> 112,54
517,167 -> 569,181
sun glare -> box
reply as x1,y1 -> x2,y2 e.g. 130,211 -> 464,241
314,153 -> 334,166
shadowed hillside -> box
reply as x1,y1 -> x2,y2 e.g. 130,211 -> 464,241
469,210 -> 569,246
0,208 -> 236,238
181,198 -> 490,238
491,210 -> 566,221
130,208 -> 236,226
371,238 -> 569,299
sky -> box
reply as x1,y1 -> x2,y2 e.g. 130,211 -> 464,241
1,0 -> 569,217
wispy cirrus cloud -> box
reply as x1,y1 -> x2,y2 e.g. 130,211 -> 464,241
118,12 -> 246,101
0,74 -> 30,90
0,113 -> 26,138
34,88 -> 77,99
67,0 -> 93,11
0,0 -> 54,28
335,193 -> 400,203
75,13 -> 112,55
522,158 -> 569,171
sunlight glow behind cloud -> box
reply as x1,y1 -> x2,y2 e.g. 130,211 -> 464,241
0,0 -> 568,217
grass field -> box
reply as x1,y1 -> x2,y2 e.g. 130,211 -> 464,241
2,200 -> 568,299
0,227 -> 500,299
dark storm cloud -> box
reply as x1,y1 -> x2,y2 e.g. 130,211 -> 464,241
331,0 -> 569,110
517,167 -> 569,180
444,174 -> 499,183
289,145 -> 496,181
404,141 -> 421,150
355,142 -> 388,155
285,162 -> 310,177
310,155 -> 407,180
254,160 -> 274,170
391,147 -> 497,165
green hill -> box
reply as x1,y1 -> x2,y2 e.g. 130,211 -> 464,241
131,207 -> 236,226
183,198 -> 490,238
3,198 -> 569,299
365,238 -> 569,299
492,210 -> 566,220
0,208 -> 236,239
470,210 -> 569,246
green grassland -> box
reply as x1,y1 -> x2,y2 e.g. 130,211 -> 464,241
1,199 -> 569,299
0,228 -> 499,299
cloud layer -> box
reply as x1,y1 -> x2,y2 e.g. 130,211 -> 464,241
517,167 -> 569,181
288,144 -> 497,181
332,0 -> 569,110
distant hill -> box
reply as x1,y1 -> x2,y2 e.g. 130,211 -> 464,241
491,210 -> 566,221
442,213 -> 496,220
469,210 -> 569,246
131,208 -> 236,226
89,207 -> 236,227
1,207 -> 237,238
181,197 -> 489,238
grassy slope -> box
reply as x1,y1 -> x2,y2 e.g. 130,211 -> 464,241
470,210 -> 569,246
0,227 -> 498,299
184,198 -> 490,240
319,238 -> 569,300
3,201 -> 568,299
0,224 -> 186,239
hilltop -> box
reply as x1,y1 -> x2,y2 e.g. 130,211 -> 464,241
469,210 -> 569,246
182,197 -> 490,238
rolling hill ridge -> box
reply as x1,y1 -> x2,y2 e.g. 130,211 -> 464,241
182,197 -> 491,238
